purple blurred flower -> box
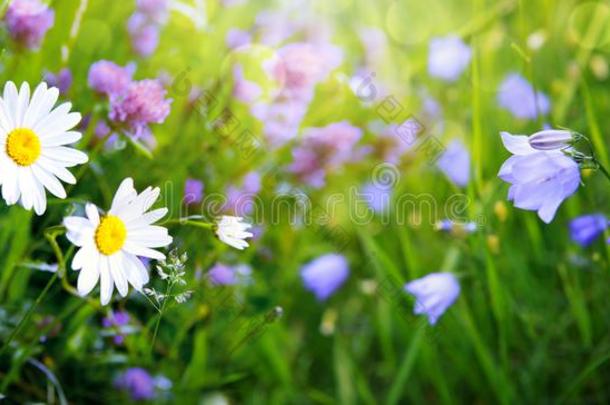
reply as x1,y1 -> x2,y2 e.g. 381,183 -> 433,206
136,0 -> 168,23
273,42 -> 343,102
88,60 -> 135,97
222,0 -> 247,6
428,36 -> 472,82
128,12 -> 160,57
44,68 -> 72,95
207,262 -> 251,286
435,219 -> 477,234
498,73 -> 550,120
361,182 -> 392,214
498,131 -> 580,223
369,120 -> 414,165
289,121 -> 363,188
404,272 -> 460,325
226,28 -> 251,49
569,214 -> 608,247
109,79 -> 171,139
233,65 -> 262,104
224,171 -> 261,216
102,310 -> 130,328
437,139 -> 470,187
184,178 -> 204,205
115,368 -> 155,401
251,99 -> 308,146
223,171 -> 261,217
301,254 -> 349,301
255,9 -> 299,46
5,0 -> 54,49
359,27 -> 388,70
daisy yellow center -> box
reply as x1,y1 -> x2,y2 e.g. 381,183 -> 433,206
6,128 -> 41,166
95,215 -> 127,255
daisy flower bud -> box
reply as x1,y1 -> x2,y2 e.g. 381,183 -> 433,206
528,129 -> 575,151
215,216 -> 253,250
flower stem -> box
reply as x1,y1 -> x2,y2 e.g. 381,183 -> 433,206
597,162 -> 610,185
150,282 -> 174,354
164,218 -> 214,229
0,273 -> 58,357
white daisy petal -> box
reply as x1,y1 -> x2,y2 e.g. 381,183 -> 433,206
31,87 -> 60,128
127,226 -> 173,248
124,208 -> 168,229
36,157 -> 77,184
99,257 -> 114,306
109,253 -> 129,297
18,169 -> 35,211
41,131 -> 82,147
122,241 -> 167,260
110,178 -> 136,211
0,98 -> 13,133
77,255 -> 100,296
15,82 -> 31,127
63,217 -> 94,246
23,82 -> 47,127
31,164 -> 67,199
86,203 -> 100,225
123,253 -> 149,290
42,146 -> 89,166
31,175 -> 47,215
39,112 -> 82,139
2,167 -> 20,205
32,102 -> 72,134
3,81 -> 19,125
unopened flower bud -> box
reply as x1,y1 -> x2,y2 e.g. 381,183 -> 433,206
528,129 -> 574,150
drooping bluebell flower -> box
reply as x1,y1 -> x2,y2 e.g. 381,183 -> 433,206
498,132 -> 580,223
404,272 -> 460,325
569,214 -> 608,247
427,36 -> 472,82
361,182 -> 392,214
497,74 -> 550,120
436,139 -> 470,187
115,368 -> 155,401
301,254 -> 349,301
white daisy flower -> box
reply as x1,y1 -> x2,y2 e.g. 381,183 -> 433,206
215,215 -> 253,250
0,81 -> 88,215
63,178 -> 173,305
